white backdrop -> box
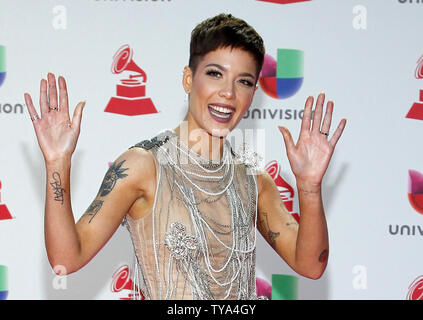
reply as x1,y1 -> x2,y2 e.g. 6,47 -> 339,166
0,0 -> 422,300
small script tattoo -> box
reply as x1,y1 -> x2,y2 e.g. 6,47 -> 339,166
85,200 -> 104,223
50,171 -> 65,205
282,202 -> 298,227
261,212 -> 280,249
318,249 -> 329,263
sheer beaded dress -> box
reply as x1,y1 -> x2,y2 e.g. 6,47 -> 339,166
123,129 -> 261,300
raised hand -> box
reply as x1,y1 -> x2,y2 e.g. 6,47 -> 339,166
24,73 -> 85,164
278,93 -> 346,190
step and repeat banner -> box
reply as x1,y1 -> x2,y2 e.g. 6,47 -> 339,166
0,0 -> 422,300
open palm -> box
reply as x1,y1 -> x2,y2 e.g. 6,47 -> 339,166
24,73 -> 85,163
279,93 -> 346,188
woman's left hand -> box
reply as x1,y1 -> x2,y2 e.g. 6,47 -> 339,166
278,93 -> 346,190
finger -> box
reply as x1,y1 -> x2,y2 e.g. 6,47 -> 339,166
278,126 -> 295,152
58,75 -> 69,116
320,100 -> 333,135
311,92 -> 325,133
47,72 -> 58,110
329,119 -> 347,148
39,78 -> 49,116
71,101 -> 86,129
300,95 -> 314,134
24,93 -> 41,125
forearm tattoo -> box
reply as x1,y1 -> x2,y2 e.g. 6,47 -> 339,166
318,249 -> 329,263
83,160 -> 129,223
260,212 -> 280,249
50,171 -> 66,205
282,202 -> 298,227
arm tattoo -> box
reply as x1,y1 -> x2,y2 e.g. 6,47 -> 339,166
84,160 -> 129,223
99,160 -> 129,196
85,200 -> 104,223
261,212 -> 280,249
282,202 -> 298,227
318,249 -> 329,263
50,171 -> 66,205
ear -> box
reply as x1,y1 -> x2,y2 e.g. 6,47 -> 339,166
182,66 -> 193,94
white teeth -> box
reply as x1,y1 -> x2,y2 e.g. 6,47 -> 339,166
210,108 -> 231,118
209,105 -> 233,114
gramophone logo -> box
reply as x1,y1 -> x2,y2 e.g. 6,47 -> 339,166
259,49 -> 304,100
111,265 -> 145,300
0,180 -> 13,221
407,275 -> 423,300
265,160 -> 300,223
406,54 -> 423,120
0,45 -> 6,87
408,169 -> 423,215
105,45 -> 158,116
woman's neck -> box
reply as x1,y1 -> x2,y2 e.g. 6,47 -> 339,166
173,119 -> 226,162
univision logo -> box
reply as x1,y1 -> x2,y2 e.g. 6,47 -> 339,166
408,169 -> 423,214
0,265 -> 8,300
259,49 -> 304,100
0,46 -> 5,87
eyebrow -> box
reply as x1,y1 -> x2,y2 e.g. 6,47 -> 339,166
205,63 -> 256,80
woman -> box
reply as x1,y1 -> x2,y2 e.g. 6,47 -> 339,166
24,14 -> 346,300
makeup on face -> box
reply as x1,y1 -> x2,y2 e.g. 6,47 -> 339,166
187,47 -> 258,134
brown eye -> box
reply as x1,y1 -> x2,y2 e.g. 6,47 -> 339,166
239,79 -> 254,87
206,69 -> 222,78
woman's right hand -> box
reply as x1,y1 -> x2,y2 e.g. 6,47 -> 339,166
24,73 -> 85,164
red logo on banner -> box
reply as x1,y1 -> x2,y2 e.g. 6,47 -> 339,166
257,0 -> 311,4
111,265 -> 144,300
105,45 -> 158,116
415,54 -> 423,79
406,54 -> 423,120
407,275 -> 423,300
265,160 -> 300,223
0,181 -> 13,220
408,170 -> 423,215
406,90 -> 423,121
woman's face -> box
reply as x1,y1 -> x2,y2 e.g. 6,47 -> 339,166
183,46 -> 258,138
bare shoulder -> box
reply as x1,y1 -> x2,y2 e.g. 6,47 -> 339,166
110,148 -> 156,189
256,168 -> 276,196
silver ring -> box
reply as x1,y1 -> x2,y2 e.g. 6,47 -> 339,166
320,131 -> 329,136
30,114 -> 40,121
49,107 -> 58,111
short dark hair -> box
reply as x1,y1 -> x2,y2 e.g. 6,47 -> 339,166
189,14 -> 265,79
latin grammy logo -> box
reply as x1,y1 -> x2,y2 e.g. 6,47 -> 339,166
0,180 -> 13,220
406,90 -> 423,121
406,55 -> 423,120
265,160 -> 300,223
105,44 -> 158,116
111,265 -> 144,300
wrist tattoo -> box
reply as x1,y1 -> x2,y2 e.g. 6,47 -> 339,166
298,188 -> 320,194
50,171 -> 66,205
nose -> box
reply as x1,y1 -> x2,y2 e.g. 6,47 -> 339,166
218,81 -> 235,100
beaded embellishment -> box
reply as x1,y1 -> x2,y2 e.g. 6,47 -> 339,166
164,222 -> 199,260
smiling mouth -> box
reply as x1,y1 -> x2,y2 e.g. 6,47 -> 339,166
208,104 -> 234,119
